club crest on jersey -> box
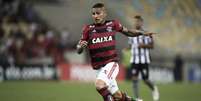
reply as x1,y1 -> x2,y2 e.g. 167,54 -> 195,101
106,21 -> 112,25
92,36 -> 113,44
106,26 -> 112,32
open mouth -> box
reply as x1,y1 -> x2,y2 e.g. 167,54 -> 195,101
95,19 -> 100,22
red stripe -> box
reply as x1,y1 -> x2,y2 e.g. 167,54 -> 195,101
89,40 -> 116,49
107,63 -> 117,79
94,50 -> 116,57
90,22 -> 115,29
91,32 -> 115,38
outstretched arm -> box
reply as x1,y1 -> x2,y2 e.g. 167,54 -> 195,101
121,27 -> 154,37
138,43 -> 153,49
113,19 -> 154,37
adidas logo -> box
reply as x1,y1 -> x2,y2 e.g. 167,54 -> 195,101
92,29 -> 96,33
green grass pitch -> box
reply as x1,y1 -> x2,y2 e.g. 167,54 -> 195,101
0,81 -> 201,101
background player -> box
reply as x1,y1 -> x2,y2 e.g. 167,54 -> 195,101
76,3 -> 153,101
128,15 -> 159,101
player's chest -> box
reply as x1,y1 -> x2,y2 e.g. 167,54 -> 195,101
88,26 -> 116,44
91,35 -> 114,44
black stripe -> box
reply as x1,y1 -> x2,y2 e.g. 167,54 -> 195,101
91,54 -> 117,63
96,27 -> 110,33
89,26 -> 115,34
89,45 -> 115,54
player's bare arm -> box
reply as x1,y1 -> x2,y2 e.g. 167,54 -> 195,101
121,26 -> 154,37
138,43 -> 154,49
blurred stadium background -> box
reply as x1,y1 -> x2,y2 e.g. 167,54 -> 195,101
0,0 -> 201,101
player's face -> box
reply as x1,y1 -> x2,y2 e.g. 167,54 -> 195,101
92,8 -> 106,24
134,19 -> 143,29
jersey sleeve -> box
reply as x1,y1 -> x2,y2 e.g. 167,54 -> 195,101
80,25 -> 90,41
113,20 -> 123,32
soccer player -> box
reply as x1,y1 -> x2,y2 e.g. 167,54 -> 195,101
77,3 -> 152,101
128,15 -> 159,101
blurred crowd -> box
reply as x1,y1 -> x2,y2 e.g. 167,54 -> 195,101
0,0 -> 70,65
1,0 -> 200,66
115,0 -> 201,55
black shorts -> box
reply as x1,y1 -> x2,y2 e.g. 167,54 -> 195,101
131,63 -> 149,80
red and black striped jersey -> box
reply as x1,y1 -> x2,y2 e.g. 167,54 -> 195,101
80,20 -> 123,69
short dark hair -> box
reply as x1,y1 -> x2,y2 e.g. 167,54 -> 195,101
92,3 -> 105,8
134,15 -> 143,21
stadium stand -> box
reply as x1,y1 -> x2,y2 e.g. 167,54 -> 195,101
0,0 -> 69,65
114,0 -> 201,57
0,0 -> 200,66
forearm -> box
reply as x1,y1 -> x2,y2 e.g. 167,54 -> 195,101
128,29 -> 144,36
140,44 -> 153,49
121,27 -> 144,37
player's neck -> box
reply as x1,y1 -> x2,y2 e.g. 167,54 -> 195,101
95,20 -> 106,26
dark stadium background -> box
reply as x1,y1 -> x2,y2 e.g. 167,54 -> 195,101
0,0 -> 201,101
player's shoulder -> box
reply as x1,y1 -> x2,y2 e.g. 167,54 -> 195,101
84,24 -> 95,28
105,20 -> 113,25
104,19 -> 121,27
108,19 -> 120,23
82,24 -> 95,31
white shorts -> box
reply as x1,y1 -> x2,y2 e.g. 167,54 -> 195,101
96,62 -> 119,94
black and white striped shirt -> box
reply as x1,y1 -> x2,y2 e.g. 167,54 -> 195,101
128,33 -> 153,64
